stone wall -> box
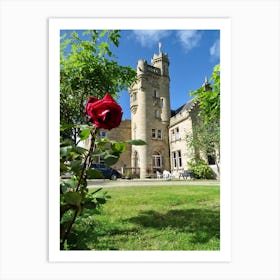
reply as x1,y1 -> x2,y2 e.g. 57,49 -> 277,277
169,102 -> 198,177
106,119 -> 132,174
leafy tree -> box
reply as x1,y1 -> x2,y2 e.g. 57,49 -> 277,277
59,30 -> 144,249
187,64 -> 220,174
60,30 -> 137,144
192,64 -> 220,125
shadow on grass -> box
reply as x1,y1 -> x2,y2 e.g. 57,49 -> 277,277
66,223 -> 140,250
125,208 -> 220,244
65,208 -> 220,250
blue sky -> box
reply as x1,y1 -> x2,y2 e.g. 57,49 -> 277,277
112,30 -> 220,119
61,29 -> 220,119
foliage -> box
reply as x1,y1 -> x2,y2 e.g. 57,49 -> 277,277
188,64 -> 220,173
64,185 -> 220,250
60,30 -> 137,143
186,116 -> 220,166
59,30 -> 144,249
187,159 -> 215,179
191,64 -> 220,125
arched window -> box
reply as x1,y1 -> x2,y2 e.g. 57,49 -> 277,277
152,152 -> 162,168
153,89 -> 159,98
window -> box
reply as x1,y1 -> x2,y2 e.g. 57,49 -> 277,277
152,129 -> 162,140
171,128 -> 180,141
207,145 -> 216,165
172,152 -> 177,168
207,154 -> 216,165
100,131 -> 107,138
172,150 -> 182,169
132,92 -> 137,101
175,127 -> 180,140
171,129 -> 175,142
152,152 -> 162,168
178,150 -> 182,168
153,89 -> 159,98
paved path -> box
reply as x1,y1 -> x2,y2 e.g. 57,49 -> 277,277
87,178 -> 220,188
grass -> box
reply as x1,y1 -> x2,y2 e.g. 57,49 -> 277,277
67,184 -> 220,250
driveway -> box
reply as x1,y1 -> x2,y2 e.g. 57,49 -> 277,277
87,178 -> 220,188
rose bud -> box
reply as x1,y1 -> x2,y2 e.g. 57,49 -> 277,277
85,93 -> 123,130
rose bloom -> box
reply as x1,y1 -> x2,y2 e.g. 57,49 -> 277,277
85,93 -> 123,130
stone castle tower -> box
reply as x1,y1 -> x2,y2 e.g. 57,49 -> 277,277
129,49 -> 171,179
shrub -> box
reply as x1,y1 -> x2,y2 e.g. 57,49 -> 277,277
187,159 -> 215,179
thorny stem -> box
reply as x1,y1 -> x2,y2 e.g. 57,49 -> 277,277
60,208 -> 78,250
61,127 -> 97,248
75,128 -> 96,192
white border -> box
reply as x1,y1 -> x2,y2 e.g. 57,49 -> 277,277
1,1 -> 279,279
49,18 -> 231,262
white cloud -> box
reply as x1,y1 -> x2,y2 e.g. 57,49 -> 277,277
176,30 -> 202,52
210,39 -> 220,59
132,30 -> 170,47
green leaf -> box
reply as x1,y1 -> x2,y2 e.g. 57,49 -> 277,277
60,162 -> 68,173
99,41 -> 109,51
60,124 -> 74,131
78,124 -> 91,130
91,151 -> 106,157
60,179 -> 77,193
99,30 -> 107,37
111,142 -> 126,153
104,153 -> 119,166
73,146 -> 87,155
126,139 -> 147,146
60,146 -> 72,157
70,160 -> 83,174
63,192 -> 81,207
96,197 -> 106,204
86,168 -> 104,179
96,137 -> 109,147
79,129 -> 91,141
82,201 -> 97,209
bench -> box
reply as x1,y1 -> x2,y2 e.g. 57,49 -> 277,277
179,170 -> 192,180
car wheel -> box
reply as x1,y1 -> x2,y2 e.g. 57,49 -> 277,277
110,174 -> 117,180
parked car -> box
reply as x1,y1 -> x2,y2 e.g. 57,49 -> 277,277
90,163 -> 122,180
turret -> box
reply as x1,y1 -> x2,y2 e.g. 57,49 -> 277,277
151,52 -> 170,76
202,76 -> 212,91
129,46 -> 171,179
137,59 -> 147,75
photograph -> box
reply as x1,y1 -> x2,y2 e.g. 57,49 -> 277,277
57,26 -> 225,252
1,0 -> 279,279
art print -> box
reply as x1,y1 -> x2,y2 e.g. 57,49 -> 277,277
49,18 -> 231,262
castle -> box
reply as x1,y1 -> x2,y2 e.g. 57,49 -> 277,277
102,49 -> 215,179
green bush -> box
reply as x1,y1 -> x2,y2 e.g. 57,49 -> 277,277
187,159 -> 215,179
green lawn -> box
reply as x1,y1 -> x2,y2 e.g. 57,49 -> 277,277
67,184 -> 220,250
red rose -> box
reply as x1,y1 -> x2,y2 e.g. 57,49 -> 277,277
85,93 -> 123,130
